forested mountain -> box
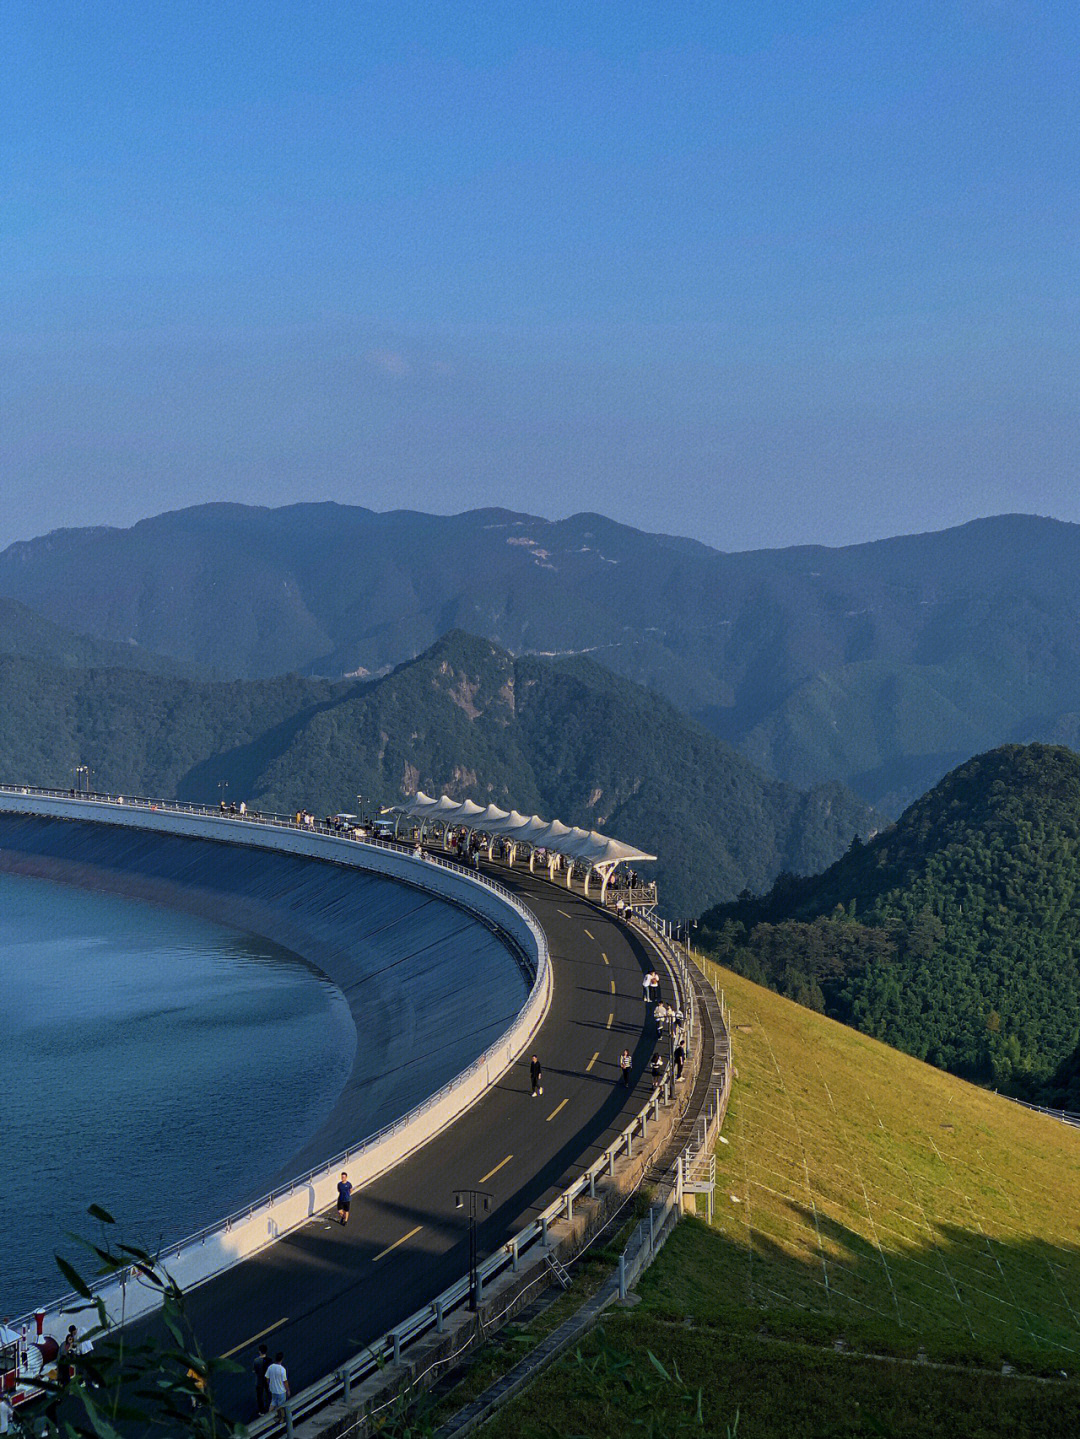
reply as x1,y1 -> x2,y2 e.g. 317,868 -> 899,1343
4,506 -> 1080,811
0,631 -> 875,915
698,744 -> 1080,1098
0,597 -> 195,676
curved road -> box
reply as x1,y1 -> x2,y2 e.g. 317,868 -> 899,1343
142,861 -> 668,1420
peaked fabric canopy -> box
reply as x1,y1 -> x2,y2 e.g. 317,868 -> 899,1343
392,793 -> 655,868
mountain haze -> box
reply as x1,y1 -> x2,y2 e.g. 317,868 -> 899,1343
2,505 -> 1079,811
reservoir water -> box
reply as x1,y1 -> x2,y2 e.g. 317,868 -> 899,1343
0,872 -> 356,1317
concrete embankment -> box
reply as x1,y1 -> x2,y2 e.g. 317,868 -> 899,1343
0,809 -> 530,1189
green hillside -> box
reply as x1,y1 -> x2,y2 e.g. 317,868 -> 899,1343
0,632 -> 875,915
698,744 -> 1080,1097
488,963 -> 1080,1438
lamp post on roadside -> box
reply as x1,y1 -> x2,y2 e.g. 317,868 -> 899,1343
74,765 -> 91,795
217,779 -> 228,808
454,1189 -> 493,1310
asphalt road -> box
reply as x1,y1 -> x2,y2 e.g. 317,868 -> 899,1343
144,864 -> 667,1420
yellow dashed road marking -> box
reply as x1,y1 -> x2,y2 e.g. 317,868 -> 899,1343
586,1051 -> 600,1072
547,1099 -> 569,1122
479,1153 -> 513,1184
220,1317 -> 288,1359
373,1225 -> 423,1262
606,1012 -> 614,1029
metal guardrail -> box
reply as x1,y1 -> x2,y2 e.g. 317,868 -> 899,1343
0,784 -> 551,1329
1001,1095 -> 1080,1129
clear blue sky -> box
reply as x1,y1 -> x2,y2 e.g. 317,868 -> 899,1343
2,1 -> 1076,551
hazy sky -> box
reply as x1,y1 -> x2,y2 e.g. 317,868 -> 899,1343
3,2 -> 1077,552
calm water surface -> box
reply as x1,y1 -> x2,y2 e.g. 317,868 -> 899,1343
0,873 -> 355,1315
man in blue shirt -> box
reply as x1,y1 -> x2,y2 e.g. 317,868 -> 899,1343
336,1172 -> 352,1226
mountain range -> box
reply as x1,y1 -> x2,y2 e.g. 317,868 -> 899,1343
2,504 -> 1079,813
0,631 -> 876,916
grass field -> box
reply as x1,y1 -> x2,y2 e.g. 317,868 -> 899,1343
485,962 -> 1080,1437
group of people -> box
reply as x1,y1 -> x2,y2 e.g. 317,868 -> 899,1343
253,1346 -> 290,1417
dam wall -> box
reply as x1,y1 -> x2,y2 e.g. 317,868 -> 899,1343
0,791 -> 551,1333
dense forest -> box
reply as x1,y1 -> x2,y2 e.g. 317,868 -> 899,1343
0,630 -> 875,916
698,745 -> 1080,1099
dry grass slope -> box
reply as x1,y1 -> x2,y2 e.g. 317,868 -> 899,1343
488,962 -> 1080,1437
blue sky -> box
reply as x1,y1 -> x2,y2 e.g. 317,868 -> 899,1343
2,1 -> 1076,551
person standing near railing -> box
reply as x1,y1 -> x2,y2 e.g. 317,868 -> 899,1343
619,1049 -> 633,1087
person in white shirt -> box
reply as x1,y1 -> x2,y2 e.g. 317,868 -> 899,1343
0,1392 -> 14,1435
265,1354 -> 289,1416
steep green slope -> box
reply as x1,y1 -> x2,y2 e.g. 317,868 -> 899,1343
699,744 -> 1080,1095
4,506 -> 1080,810
0,633 -> 875,915
490,962 -> 1080,1438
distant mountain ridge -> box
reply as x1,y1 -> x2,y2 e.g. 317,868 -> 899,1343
0,630 -> 876,916
3,504 -> 1080,811
698,744 -> 1080,1099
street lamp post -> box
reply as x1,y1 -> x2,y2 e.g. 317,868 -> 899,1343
454,1189 -> 493,1310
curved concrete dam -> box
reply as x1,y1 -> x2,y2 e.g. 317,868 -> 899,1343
0,806 -> 532,1312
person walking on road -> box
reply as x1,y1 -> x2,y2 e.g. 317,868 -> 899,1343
619,1049 -> 633,1087
254,1343 -> 271,1414
337,1172 -> 352,1226
642,972 -> 651,1005
674,1041 -> 686,1081
530,1054 -> 543,1097
266,1353 -> 289,1419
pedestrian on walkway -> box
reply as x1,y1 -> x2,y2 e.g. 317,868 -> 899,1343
530,1055 -> 543,1097
254,1343 -> 271,1415
266,1353 -> 289,1419
650,1052 -> 663,1081
642,972 -> 651,1004
674,1041 -> 686,1081
337,1172 -> 352,1226
619,1049 -> 633,1088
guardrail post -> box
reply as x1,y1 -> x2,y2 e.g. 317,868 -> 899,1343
589,1170 -> 597,1200
541,1215 -> 550,1250
641,1111 -> 648,1137
476,1271 -> 484,1306
608,1148 -> 616,1178
512,1236 -> 520,1272
340,1366 -> 351,1401
435,1297 -> 446,1333
393,1331 -> 401,1366
649,1207 -> 656,1253
618,1255 -> 627,1300
284,1401 -> 295,1439
565,1193 -> 574,1223
626,1130 -> 633,1159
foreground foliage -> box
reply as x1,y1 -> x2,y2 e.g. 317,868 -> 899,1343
16,1208 -> 242,1439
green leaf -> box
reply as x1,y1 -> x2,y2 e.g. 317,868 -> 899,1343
55,1253 -> 95,1299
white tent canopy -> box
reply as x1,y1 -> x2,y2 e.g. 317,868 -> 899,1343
391,792 -> 656,871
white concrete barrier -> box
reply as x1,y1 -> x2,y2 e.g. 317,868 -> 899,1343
0,791 -> 551,1337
